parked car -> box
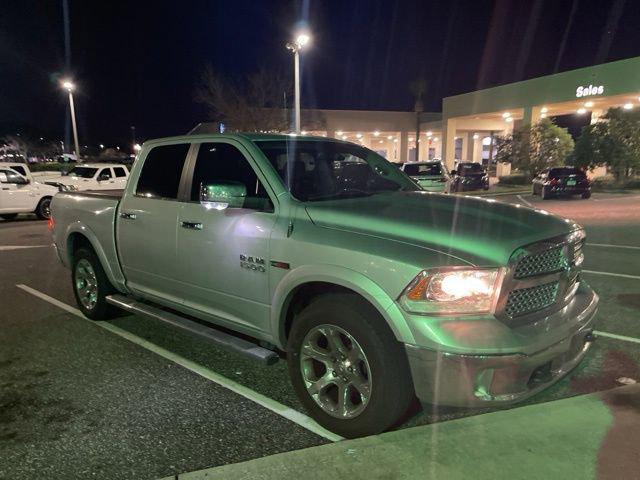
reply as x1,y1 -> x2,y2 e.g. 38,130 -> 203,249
401,161 -> 451,192
42,163 -> 129,191
450,162 -> 490,192
51,134 -> 597,438
0,162 -> 59,220
532,167 -> 591,200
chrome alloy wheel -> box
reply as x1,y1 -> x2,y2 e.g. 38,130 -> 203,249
75,259 -> 98,310
300,324 -> 372,419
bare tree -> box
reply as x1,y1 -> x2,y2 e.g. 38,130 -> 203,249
195,65 -> 293,132
1,135 -> 31,161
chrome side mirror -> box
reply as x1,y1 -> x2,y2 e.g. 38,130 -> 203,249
200,181 -> 247,210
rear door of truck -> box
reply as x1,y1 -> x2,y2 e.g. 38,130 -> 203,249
116,142 -> 191,303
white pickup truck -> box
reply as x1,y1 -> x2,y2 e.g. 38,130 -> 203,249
0,162 -> 59,220
42,163 -> 130,192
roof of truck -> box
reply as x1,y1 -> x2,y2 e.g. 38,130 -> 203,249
144,132 -> 344,147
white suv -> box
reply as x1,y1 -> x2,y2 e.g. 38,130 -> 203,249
0,163 -> 59,220
42,163 -> 129,191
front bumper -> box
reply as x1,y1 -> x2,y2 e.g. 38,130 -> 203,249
405,286 -> 598,407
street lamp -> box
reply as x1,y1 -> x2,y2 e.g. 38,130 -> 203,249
61,78 -> 81,160
286,32 -> 311,134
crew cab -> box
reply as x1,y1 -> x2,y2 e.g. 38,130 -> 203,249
43,163 -> 129,191
0,162 -> 59,220
532,166 -> 591,200
50,134 -> 598,438
401,161 -> 451,192
451,162 -> 490,192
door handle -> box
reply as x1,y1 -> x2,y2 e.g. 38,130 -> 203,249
120,212 -> 137,220
181,221 -> 203,230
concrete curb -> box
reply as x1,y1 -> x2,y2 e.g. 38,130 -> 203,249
165,384 -> 640,480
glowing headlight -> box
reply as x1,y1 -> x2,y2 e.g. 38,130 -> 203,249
399,268 -> 503,315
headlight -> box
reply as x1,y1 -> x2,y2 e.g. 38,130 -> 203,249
399,268 -> 503,315
59,184 -> 77,192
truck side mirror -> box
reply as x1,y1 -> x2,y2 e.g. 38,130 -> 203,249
200,181 -> 247,210
98,173 -> 110,181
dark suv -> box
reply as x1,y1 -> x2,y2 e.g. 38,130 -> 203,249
451,162 -> 489,192
532,167 -> 591,200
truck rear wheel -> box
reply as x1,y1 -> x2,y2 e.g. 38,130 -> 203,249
287,293 -> 413,438
72,247 -> 117,320
35,197 -> 52,219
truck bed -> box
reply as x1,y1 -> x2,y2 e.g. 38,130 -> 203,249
50,191 -> 124,288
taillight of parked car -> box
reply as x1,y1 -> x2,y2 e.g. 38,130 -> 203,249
47,217 -> 54,231
549,178 -> 559,186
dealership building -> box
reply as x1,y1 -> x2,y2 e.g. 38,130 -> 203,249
295,56 -> 640,170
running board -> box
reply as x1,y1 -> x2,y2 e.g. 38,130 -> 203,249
106,294 -> 279,365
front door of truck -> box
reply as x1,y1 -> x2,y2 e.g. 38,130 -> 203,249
116,142 -> 192,304
0,169 -> 32,212
175,141 -> 276,334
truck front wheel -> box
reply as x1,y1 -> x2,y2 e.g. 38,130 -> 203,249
287,293 -> 414,438
35,197 -> 52,219
72,247 -> 117,320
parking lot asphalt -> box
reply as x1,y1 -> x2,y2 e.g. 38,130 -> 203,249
1,191 -> 640,479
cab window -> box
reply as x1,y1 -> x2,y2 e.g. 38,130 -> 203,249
113,167 -> 127,178
10,165 -> 27,177
0,169 -> 24,184
136,144 -> 190,199
98,168 -> 112,180
190,142 -> 273,212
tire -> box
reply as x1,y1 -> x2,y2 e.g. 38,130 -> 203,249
541,186 -> 551,200
0,213 -> 18,221
72,247 -> 118,320
287,293 -> 414,438
581,191 -> 591,199
35,196 -> 52,220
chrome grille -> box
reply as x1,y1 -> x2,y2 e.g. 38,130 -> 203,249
514,246 -> 567,278
504,282 -> 559,317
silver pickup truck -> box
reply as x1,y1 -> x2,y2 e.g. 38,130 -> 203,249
51,133 -> 598,438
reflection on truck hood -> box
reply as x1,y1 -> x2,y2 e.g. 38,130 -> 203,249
304,191 -> 578,266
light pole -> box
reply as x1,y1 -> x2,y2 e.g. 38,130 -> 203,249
286,32 -> 310,134
61,79 -> 81,160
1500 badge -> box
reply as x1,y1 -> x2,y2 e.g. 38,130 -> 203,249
240,254 -> 266,272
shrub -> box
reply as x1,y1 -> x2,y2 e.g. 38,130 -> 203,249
590,176 -> 640,191
28,162 -> 71,173
498,174 -> 529,186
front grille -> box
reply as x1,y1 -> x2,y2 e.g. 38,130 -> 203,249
505,282 -> 559,317
514,246 -> 567,278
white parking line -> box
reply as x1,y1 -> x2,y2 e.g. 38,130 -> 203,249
587,243 -> 640,251
594,330 -> 640,345
0,245 -> 50,251
15,284 -> 343,443
582,270 -> 640,280
516,194 -> 534,207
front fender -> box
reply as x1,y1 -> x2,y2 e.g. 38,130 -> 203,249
271,264 -> 415,349
63,221 -> 127,292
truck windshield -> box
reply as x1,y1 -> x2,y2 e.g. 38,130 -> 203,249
68,167 -> 98,178
255,140 -> 417,201
404,163 -> 442,176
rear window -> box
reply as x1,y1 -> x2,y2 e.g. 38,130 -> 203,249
136,144 -> 190,199
68,167 -> 98,178
549,167 -> 585,177
458,163 -> 484,175
404,163 -> 442,176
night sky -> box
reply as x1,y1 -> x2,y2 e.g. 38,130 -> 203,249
2,0 -> 639,147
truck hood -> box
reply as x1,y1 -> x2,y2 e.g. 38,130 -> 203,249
304,191 -> 579,266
